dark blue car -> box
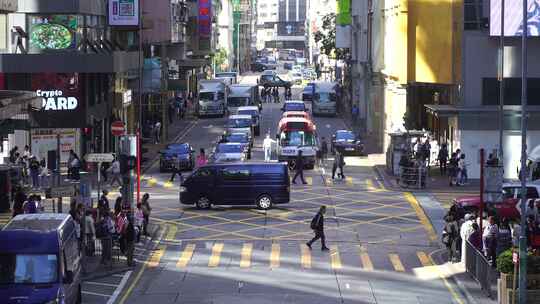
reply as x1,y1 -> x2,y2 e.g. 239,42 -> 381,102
302,83 -> 315,101
0,214 -> 82,304
159,143 -> 195,172
179,162 -> 290,210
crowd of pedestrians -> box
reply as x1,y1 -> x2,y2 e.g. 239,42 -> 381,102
437,146 -> 474,187
440,201 -> 540,267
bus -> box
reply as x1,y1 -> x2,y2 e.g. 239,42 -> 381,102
312,82 -> 338,116
276,117 -> 317,169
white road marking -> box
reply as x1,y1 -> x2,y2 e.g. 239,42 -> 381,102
106,270 -> 133,304
203,125 -> 213,129
84,281 -> 119,288
83,291 -> 111,297
326,124 -> 331,128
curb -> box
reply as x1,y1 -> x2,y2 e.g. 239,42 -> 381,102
82,223 -> 162,282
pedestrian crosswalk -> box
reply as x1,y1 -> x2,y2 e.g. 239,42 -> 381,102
0,212 -> 11,227
145,241 -> 435,275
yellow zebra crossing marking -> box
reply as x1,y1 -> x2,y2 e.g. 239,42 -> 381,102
177,244 -> 196,268
208,243 -> 224,267
416,251 -> 432,267
163,181 -> 174,188
148,245 -> 166,268
147,177 -> 157,187
300,244 -> 311,268
165,224 -> 177,241
389,253 -> 405,272
346,177 -> 353,186
359,245 -> 373,271
330,245 -> 342,270
270,243 -> 280,268
240,243 -> 253,268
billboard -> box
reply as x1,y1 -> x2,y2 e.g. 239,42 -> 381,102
109,0 -> 139,26
28,15 -> 80,53
198,0 -> 211,38
491,0 -> 540,36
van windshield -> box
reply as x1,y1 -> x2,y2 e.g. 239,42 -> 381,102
280,131 -> 316,147
0,254 -> 58,284
228,97 -> 249,107
227,118 -> 252,128
316,92 -> 336,103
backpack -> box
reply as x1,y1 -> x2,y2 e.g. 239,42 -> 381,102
95,220 -> 108,238
310,213 -> 320,229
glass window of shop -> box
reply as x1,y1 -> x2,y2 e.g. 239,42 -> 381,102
0,14 -> 7,52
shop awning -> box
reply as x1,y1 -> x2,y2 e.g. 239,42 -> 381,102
425,104 -> 540,117
0,91 -> 41,121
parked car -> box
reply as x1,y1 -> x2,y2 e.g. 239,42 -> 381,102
281,100 -> 307,113
251,62 -> 268,72
159,143 -> 195,172
237,106 -> 261,136
210,143 -> 249,163
302,83 -> 315,101
0,214 -> 82,304
284,62 -> 293,70
179,162 -> 290,210
331,130 -> 365,156
220,132 -> 252,159
454,181 -> 540,219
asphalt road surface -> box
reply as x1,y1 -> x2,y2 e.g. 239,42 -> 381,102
104,73 -> 468,304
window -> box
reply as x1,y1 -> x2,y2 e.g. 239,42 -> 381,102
502,187 -> 516,199
0,14 -> 7,51
221,167 -> 250,179
464,0 -> 484,30
483,78 -> 540,106
0,254 -> 58,284
194,168 -> 213,177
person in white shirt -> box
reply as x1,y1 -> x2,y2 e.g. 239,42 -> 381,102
109,159 -> 122,187
263,134 -> 273,162
460,213 -> 475,264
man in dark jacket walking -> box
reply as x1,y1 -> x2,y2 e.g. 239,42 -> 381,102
292,150 -> 307,184
307,206 -> 329,251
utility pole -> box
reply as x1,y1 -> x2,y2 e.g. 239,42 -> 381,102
499,0 -> 505,162
56,132 -> 62,213
518,0 -> 528,302
161,43 -> 168,141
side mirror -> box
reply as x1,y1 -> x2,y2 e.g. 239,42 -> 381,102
64,270 -> 74,284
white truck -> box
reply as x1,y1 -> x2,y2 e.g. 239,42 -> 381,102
227,84 -> 259,115
197,79 -> 228,117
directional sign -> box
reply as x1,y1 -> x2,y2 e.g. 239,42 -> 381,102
50,186 -> 76,198
111,121 -> 126,136
85,153 -> 115,163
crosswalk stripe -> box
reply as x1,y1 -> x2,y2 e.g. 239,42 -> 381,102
165,224 -> 177,241
417,251 -> 432,267
346,176 -> 353,186
306,176 -> 312,185
389,253 -> 405,272
366,179 -> 376,190
163,181 -> 174,188
270,243 -> 280,268
359,245 -> 373,271
330,245 -> 342,270
177,244 -> 196,268
240,243 -> 253,268
208,243 -> 224,267
147,178 -> 157,187
148,245 -> 166,268
300,244 -> 311,268
325,177 -> 332,184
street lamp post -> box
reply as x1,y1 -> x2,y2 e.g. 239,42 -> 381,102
519,0 -> 528,302
499,0 -> 505,162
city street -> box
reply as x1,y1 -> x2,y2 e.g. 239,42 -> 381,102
111,75 -> 467,304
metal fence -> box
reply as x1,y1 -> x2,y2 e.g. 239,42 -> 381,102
398,165 -> 428,189
465,240 -> 499,298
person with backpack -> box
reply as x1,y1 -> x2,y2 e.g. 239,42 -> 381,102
306,206 -> 329,251
442,214 -> 460,263
97,210 -> 115,265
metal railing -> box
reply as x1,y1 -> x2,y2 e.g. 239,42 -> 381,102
465,240 -> 499,298
398,165 -> 428,189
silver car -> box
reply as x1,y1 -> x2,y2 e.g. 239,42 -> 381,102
210,143 -> 248,163
226,114 -> 253,146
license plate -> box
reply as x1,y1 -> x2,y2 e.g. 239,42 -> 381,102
346,148 -> 354,151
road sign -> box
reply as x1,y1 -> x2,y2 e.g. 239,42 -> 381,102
111,121 -> 125,136
513,251 -> 519,264
50,186 -> 75,198
85,153 -> 115,163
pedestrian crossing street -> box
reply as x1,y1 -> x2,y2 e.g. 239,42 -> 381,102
144,241 -> 437,276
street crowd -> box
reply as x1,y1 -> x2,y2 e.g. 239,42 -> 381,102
442,199 -> 540,267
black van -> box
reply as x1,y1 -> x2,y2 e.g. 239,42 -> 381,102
180,162 -> 290,210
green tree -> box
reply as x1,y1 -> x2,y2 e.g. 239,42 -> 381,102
313,13 -> 350,60
214,48 -> 229,72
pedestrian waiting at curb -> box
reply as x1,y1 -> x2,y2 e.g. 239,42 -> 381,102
85,210 -> 96,256
307,206 -> 329,251
442,214 -> 460,263
96,210 -> 115,266
109,158 -> 122,187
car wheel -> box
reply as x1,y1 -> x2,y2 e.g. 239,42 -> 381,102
196,196 -> 211,209
256,194 -> 273,210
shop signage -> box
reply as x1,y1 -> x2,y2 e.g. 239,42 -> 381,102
49,185 -> 76,198
109,0 -> 139,26
37,90 -> 78,111
198,0 -> 211,38
31,128 -> 79,165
